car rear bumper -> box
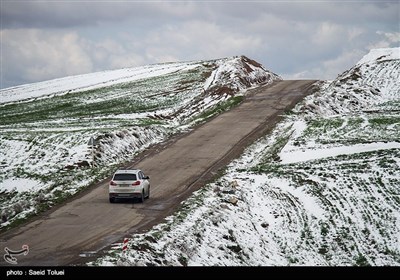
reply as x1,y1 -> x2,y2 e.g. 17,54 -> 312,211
109,192 -> 142,199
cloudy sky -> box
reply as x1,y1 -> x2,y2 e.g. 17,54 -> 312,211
1,0 -> 399,89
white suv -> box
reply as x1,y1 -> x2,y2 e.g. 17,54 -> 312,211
109,169 -> 150,203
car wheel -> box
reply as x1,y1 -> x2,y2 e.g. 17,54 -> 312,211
109,197 -> 115,203
139,190 -> 145,203
146,186 -> 150,199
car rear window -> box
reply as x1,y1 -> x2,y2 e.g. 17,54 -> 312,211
113,173 -> 137,181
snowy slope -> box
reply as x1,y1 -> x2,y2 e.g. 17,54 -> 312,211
1,56 -> 279,105
0,56 -> 280,229
0,63 -> 196,104
298,47 -> 400,116
93,48 -> 400,266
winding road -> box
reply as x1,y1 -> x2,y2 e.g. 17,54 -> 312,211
0,80 -> 317,266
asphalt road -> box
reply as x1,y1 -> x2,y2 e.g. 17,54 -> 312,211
0,80 -> 317,266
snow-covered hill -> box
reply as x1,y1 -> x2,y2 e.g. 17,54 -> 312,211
94,48 -> 400,266
1,56 -> 278,105
0,56 -> 281,229
299,47 -> 400,116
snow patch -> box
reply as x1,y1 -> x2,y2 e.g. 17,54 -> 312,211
268,177 -> 325,219
280,141 -> 400,164
1,178 -> 42,192
357,47 -> 400,66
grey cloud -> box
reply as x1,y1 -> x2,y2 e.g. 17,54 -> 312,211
2,29 -> 93,88
204,1 -> 398,26
3,2 -> 97,28
1,1 -> 399,88
4,1 -> 397,30
1,1 -> 197,29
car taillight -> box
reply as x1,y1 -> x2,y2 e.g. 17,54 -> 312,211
110,181 -> 117,186
132,181 -> 140,186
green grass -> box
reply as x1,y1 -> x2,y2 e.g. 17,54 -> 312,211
298,114 -> 400,145
0,64 -> 213,126
355,254 -> 370,266
191,95 -> 244,123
